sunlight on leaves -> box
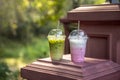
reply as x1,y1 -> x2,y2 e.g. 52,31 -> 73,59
4,58 -> 26,69
36,2 -> 42,8
23,0 -> 29,7
48,9 -> 54,15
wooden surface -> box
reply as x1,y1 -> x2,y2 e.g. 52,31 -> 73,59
67,4 -> 120,21
21,55 -> 120,80
60,4 -> 120,64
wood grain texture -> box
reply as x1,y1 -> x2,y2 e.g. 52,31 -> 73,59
21,55 -> 120,80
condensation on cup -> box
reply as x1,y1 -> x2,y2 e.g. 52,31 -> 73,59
68,29 -> 88,63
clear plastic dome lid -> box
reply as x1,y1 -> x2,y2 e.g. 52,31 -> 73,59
47,29 -> 65,39
68,29 -> 88,40
48,29 -> 64,36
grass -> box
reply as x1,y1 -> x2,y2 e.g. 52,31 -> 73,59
0,36 -> 50,80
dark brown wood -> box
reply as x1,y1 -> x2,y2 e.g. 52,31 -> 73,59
21,55 -> 120,80
60,4 -> 120,64
67,4 -> 120,21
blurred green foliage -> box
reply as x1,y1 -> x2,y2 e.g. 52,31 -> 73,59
0,36 -> 49,62
0,61 -> 20,80
0,62 -> 11,80
0,36 -> 49,80
0,0 -> 106,41
0,0 -> 72,42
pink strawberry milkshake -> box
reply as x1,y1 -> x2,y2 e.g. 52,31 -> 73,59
69,39 -> 87,63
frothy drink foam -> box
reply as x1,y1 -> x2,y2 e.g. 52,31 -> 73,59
69,39 -> 86,63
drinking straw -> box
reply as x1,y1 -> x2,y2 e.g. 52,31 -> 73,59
56,21 -> 60,37
57,21 -> 60,30
78,20 -> 80,31
78,21 -> 80,38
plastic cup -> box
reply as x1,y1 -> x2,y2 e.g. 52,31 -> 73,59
68,29 -> 88,63
47,29 -> 65,62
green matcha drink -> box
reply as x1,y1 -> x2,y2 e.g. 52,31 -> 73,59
47,29 -> 65,61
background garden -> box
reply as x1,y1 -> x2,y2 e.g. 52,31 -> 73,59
0,0 -> 108,80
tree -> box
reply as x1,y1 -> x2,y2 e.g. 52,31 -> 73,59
0,0 -> 106,41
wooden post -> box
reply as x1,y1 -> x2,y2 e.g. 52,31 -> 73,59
60,4 -> 120,64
